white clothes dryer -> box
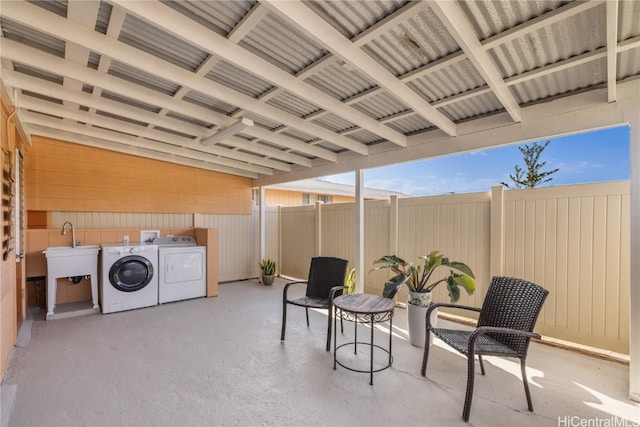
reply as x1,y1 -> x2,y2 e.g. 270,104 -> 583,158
100,244 -> 158,314
153,236 -> 206,304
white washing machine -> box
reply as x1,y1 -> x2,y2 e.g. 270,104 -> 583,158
153,236 -> 207,304
100,244 -> 159,314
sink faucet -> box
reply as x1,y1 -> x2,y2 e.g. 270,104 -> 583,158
61,221 -> 76,248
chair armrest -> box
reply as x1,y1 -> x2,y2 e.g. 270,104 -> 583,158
426,302 -> 481,327
328,285 -> 345,304
469,326 -> 541,345
283,280 -> 308,300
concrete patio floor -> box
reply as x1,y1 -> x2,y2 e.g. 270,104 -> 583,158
2,278 -> 639,426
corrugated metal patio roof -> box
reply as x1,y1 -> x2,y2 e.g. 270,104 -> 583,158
0,0 -> 638,181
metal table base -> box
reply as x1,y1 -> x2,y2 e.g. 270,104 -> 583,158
333,294 -> 395,385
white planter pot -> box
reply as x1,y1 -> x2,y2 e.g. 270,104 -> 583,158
406,292 -> 438,348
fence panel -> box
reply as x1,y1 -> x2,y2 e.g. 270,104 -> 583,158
503,182 -> 630,353
320,202 -> 355,266
280,205 -> 316,279
396,193 -> 491,310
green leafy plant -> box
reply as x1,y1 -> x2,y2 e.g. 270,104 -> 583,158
344,268 -> 356,295
501,140 -> 559,189
372,251 -> 475,303
258,259 -> 276,276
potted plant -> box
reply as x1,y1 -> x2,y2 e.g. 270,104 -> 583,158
372,251 -> 475,347
258,258 -> 277,286
344,268 -> 356,295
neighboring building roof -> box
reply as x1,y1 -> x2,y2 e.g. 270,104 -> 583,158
267,179 -> 408,200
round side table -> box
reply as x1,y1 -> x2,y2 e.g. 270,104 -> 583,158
333,293 -> 395,385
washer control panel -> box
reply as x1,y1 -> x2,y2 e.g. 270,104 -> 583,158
101,244 -> 158,256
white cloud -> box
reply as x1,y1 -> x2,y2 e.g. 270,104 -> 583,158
555,160 -> 604,174
470,150 -> 489,157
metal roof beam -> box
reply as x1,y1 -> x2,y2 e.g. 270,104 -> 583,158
20,96 -> 291,172
2,57 -> 319,166
89,5 -> 125,115
111,0 -> 402,149
606,0 -> 619,103
3,0 -> 366,156
63,1 -> 99,111
430,0 -> 521,123
262,0 -> 457,137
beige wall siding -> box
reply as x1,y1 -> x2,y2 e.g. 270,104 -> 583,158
503,182 -> 630,353
195,212 -> 258,282
51,212 -> 193,230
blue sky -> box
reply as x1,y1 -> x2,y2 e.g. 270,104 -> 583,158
322,125 -> 630,197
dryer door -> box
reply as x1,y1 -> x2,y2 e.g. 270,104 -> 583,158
109,255 -> 154,292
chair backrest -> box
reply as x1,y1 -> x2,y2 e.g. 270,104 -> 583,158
477,276 -> 549,358
305,257 -> 349,299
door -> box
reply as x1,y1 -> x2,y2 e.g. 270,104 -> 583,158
159,247 -> 206,303
109,255 -> 154,292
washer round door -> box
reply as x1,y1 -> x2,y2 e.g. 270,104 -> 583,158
109,255 -> 154,292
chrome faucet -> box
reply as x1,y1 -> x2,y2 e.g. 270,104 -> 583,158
61,221 -> 76,248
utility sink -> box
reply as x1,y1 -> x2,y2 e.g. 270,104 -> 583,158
44,245 -> 101,319
44,244 -> 100,254
44,245 -> 100,278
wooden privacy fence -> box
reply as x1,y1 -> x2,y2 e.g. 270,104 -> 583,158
273,181 -> 630,354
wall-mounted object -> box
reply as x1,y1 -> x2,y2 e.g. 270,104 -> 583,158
140,230 -> 160,244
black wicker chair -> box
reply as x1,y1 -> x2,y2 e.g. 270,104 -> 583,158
421,276 -> 548,422
281,257 -> 349,351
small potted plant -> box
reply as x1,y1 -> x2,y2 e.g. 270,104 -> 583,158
372,251 -> 475,347
258,258 -> 277,286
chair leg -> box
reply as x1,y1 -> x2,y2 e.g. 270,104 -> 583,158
521,359 -> 534,412
305,307 -> 310,326
281,301 -> 287,341
463,347 -> 476,422
420,328 -> 431,376
478,354 -> 486,375
325,304 -> 333,352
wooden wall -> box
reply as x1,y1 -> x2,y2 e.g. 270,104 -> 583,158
26,137 -> 252,215
1,90 -> 28,376
0,91 -> 15,377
